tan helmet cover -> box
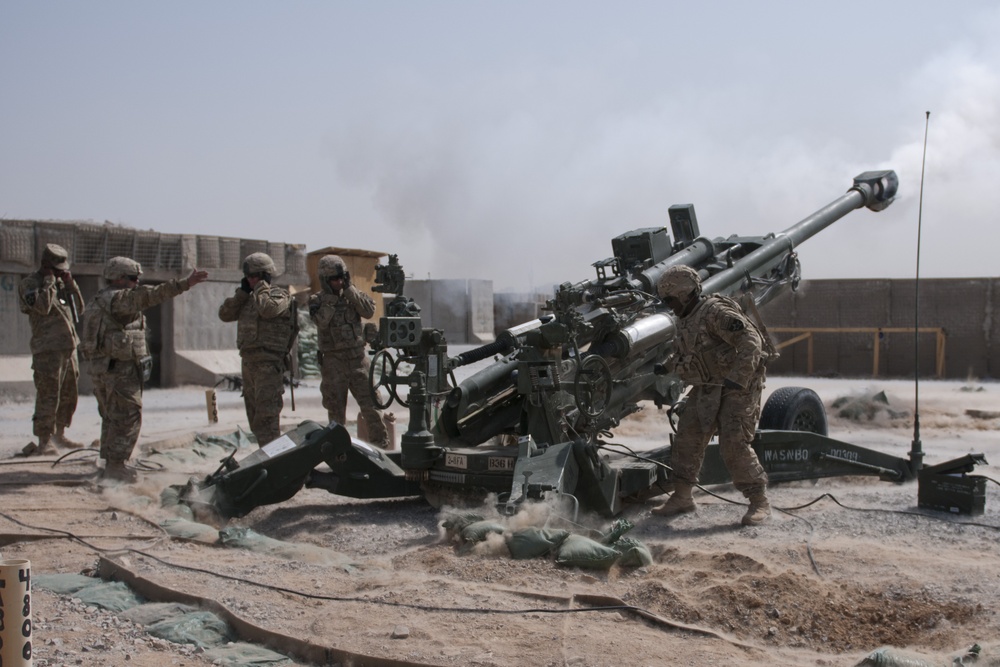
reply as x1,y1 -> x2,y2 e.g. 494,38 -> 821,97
657,265 -> 703,300
318,254 -> 347,279
41,243 -> 70,271
243,252 -> 276,275
103,256 -> 143,281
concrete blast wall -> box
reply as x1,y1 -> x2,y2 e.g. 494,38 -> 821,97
762,278 -> 999,380
405,279 -> 495,345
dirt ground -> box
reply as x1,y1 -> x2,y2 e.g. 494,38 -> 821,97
0,375 -> 998,667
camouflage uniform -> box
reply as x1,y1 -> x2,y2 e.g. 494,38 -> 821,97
219,253 -> 293,446
82,257 -> 195,465
670,295 -> 768,490
17,244 -> 84,450
309,254 -> 388,447
653,265 -> 771,525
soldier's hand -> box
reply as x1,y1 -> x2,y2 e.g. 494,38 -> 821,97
653,363 -> 669,376
187,268 -> 209,287
240,277 -> 253,293
342,271 -> 351,288
308,301 -> 320,317
723,378 -> 744,391
58,269 -> 73,283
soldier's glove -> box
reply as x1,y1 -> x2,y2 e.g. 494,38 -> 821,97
653,363 -> 669,376
342,271 -> 351,288
240,278 -> 252,293
308,301 -> 320,318
723,378 -> 744,391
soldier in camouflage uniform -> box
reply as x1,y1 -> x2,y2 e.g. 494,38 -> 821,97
82,257 -> 209,482
652,265 -> 772,526
309,254 -> 388,448
219,252 -> 294,447
18,244 -> 86,456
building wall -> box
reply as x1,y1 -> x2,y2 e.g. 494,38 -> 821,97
762,278 -> 999,380
405,279 -> 496,345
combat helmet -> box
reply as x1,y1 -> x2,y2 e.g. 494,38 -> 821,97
41,243 -> 70,271
242,252 -> 276,276
103,256 -> 143,281
318,254 -> 347,280
657,265 -> 702,300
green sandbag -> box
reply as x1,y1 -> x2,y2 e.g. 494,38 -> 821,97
554,534 -> 621,570
460,520 -> 505,544
614,537 -> 653,568
441,512 -> 485,537
506,527 -> 570,559
160,517 -> 220,543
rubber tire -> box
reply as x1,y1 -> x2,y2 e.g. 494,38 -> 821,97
758,386 -> 828,436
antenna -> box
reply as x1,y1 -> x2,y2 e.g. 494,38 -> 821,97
910,111 -> 931,473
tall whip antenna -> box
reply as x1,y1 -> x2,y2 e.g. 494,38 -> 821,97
910,111 -> 931,473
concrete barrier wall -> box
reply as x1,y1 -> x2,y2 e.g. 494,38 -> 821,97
762,278 -> 999,380
407,279 -> 495,345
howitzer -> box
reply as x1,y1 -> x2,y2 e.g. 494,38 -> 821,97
176,170 -> 926,521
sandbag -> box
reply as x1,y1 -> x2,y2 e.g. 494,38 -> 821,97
506,527 -> 570,560
459,520 -> 505,544
554,534 -> 621,570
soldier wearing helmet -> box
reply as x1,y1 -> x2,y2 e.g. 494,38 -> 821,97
308,254 -> 388,448
18,243 -> 86,456
651,265 -> 772,526
81,257 -> 209,483
219,252 -> 294,447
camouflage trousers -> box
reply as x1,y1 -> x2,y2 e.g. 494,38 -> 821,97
31,348 -> 79,438
241,357 -> 285,447
320,349 -> 387,447
670,374 -> 768,493
91,359 -> 143,463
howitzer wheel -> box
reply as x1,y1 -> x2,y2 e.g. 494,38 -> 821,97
574,355 -> 613,419
368,349 -> 397,410
390,354 -> 413,408
759,386 -> 828,436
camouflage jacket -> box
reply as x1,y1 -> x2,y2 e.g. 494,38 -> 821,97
219,281 -> 293,361
18,271 -> 83,353
673,295 -> 764,389
81,279 -> 191,363
309,285 -> 375,354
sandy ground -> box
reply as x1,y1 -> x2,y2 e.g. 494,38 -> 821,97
0,374 -> 998,667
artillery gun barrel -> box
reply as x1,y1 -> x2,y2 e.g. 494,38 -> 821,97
702,170 -> 897,303
636,170 -> 898,301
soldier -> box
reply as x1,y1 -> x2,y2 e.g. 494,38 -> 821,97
309,254 -> 388,448
652,265 -> 772,526
81,257 -> 208,482
18,243 -> 86,456
219,252 -> 294,447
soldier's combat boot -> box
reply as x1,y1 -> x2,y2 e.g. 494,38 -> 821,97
741,487 -> 771,526
54,428 -> 85,450
651,481 -> 696,517
101,460 -> 138,484
22,436 -> 58,457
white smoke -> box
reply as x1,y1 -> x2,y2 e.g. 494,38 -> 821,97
324,7 -> 1000,290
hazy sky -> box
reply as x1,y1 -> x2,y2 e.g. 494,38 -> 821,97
2,1 -> 998,291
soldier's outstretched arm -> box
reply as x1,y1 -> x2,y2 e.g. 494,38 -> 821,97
187,268 -> 209,287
